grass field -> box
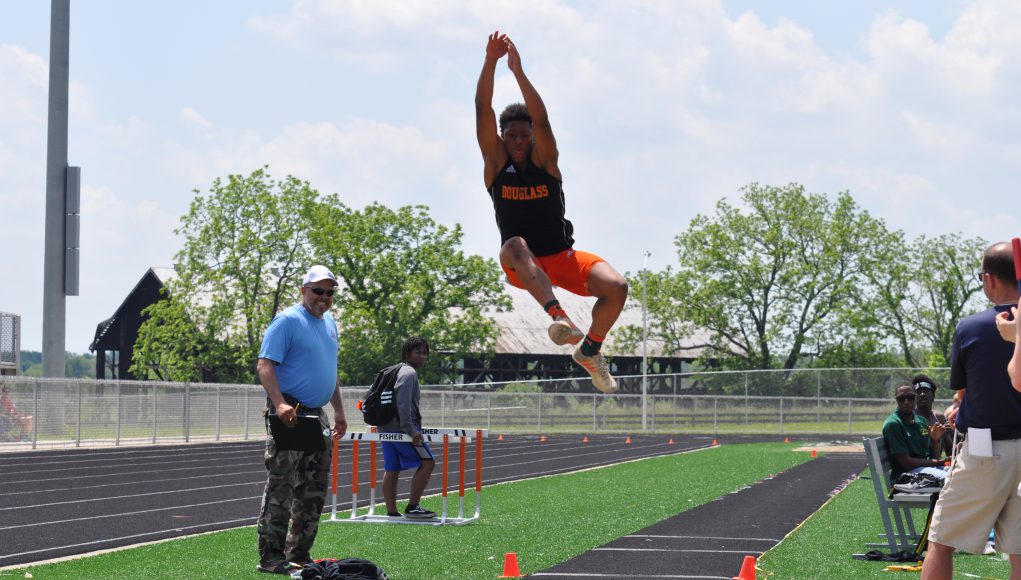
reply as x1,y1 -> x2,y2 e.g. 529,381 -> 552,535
759,471 -> 1011,579
9,443 -> 806,579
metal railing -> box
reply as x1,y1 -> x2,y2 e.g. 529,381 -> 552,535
0,371 -> 953,450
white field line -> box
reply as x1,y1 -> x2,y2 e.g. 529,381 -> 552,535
626,534 -> 781,542
593,548 -> 765,554
0,447 -> 263,472
0,481 -> 267,512
0,469 -> 265,496
0,441 -> 263,464
532,573 -> 729,579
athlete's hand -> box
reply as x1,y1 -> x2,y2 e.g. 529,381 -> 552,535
333,415 -> 348,438
996,308 -> 1017,343
506,38 -> 523,75
946,405 -> 959,429
486,31 -> 509,61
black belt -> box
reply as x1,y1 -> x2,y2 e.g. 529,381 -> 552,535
266,394 -> 322,414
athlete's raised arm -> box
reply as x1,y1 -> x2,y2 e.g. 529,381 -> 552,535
476,31 -> 509,187
506,38 -> 560,180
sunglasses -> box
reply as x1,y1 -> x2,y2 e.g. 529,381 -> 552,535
896,394 -> 916,403
307,287 -> 336,297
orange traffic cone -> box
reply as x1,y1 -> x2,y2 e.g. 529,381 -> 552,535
712,439 -> 718,446
668,438 -> 675,445
497,434 -> 504,441
625,436 -> 632,444
732,555 -> 756,580
582,436 -> 589,443
811,449 -> 817,458
499,552 -> 522,578
540,435 -> 547,443
784,436 -> 789,443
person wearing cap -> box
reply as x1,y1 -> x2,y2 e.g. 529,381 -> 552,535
912,374 -> 954,457
255,265 -> 347,575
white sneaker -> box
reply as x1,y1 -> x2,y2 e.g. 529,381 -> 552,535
548,317 -> 583,345
572,345 -> 618,394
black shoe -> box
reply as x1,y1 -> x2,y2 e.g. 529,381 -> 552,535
387,512 -> 402,517
404,505 -> 437,519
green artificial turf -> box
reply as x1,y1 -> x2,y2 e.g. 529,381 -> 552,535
11,443 -> 808,579
759,473 -> 1011,579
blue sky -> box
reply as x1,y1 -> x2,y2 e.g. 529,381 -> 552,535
2,0 -> 1020,352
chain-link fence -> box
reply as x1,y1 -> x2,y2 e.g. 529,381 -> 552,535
0,312 -> 19,375
0,369 -> 954,449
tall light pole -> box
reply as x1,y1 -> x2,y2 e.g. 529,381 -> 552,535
641,250 -> 651,431
42,0 -> 72,378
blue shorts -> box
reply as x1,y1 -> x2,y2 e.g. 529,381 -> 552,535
381,440 -> 434,472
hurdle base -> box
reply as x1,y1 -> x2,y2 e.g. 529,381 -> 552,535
330,513 -> 479,526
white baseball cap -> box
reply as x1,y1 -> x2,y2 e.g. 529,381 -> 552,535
302,265 -> 338,286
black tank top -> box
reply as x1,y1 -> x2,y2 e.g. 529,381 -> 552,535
487,160 -> 575,257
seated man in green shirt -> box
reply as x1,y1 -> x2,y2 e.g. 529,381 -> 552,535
882,383 -> 947,493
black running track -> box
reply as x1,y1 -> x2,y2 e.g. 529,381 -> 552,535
534,453 -> 866,580
0,433 -> 754,567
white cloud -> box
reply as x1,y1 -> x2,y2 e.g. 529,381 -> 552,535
899,110 -> 973,155
180,107 -> 213,131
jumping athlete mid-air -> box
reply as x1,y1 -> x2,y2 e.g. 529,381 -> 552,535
474,31 -> 628,394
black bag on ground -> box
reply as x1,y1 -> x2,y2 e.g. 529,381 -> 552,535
299,557 -> 388,580
361,363 -> 404,426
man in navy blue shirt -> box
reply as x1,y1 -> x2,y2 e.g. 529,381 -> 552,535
923,243 -> 1021,580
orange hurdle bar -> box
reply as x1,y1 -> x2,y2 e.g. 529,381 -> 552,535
457,436 -> 467,518
349,440 -> 359,520
474,429 -> 483,519
367,440 -> 377,516
441,434 -> 450,523
330,433 -> 339,519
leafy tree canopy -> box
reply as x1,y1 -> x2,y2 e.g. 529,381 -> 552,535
619,183 -> 986,371
132,169 -> 507,385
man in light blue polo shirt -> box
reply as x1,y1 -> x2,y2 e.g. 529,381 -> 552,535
255,265 -> 348,575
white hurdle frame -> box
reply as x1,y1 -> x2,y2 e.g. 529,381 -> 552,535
328,428 -> 487,526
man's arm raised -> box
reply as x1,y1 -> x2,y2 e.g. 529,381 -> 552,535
476,31 -> 509,187
506,38 -> 560,180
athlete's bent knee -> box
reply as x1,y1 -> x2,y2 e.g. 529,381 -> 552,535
500,237 -> 532,262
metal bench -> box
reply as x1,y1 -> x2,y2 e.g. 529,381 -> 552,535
863,436 -> 937,552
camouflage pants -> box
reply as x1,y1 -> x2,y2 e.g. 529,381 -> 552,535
256,409 -> 332,565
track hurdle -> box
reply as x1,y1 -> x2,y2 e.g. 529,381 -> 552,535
328,428 -> 487,526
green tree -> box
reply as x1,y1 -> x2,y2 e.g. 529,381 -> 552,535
308,200 -> 509,385
131,168 -> 317,382
627,183 -> 895,370
860,233 -> 986,367
18,351 -> 95,378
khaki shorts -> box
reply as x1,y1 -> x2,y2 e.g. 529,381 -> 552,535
929,437 -> 1021,554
